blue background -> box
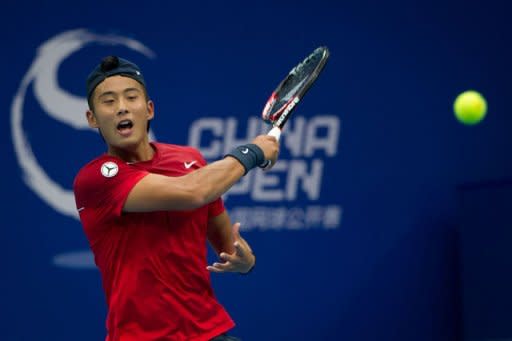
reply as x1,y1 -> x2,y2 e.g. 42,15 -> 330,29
1,0 -> 511,340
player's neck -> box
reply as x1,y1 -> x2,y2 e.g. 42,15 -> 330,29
107,140 -> 155,163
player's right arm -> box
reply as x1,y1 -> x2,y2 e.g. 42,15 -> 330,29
123,135 -> 278,212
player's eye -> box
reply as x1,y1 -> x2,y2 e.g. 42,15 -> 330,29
102,99 -> 115,105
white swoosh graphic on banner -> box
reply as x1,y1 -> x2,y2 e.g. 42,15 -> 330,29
11,29 -> 156,268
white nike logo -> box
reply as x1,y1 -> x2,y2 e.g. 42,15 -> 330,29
184,161 -> 197,169
241,148 -> 249,154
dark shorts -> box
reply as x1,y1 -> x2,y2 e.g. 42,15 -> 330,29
210,334 -> 242,341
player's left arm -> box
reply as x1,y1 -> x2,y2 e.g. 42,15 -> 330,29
207,211 -> 256,274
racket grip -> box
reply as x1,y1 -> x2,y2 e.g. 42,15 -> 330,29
267,126 -> 282,141
259,126 -> 282,170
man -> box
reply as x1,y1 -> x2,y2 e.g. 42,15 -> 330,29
73,56 -> 279,341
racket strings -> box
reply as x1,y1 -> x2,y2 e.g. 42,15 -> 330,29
262,47 -> 329,124
274,51 -> 322,110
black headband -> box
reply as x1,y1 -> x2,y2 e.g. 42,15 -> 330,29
86,56 -> 146,100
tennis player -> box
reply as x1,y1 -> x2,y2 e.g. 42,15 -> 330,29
73,56 -> 279,341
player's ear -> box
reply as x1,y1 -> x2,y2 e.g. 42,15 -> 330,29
146,100 -> 154,121
86,110 -> 99,128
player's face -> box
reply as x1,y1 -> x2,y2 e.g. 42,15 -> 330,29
87,76 -> 154,153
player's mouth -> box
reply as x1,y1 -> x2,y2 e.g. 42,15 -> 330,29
117,119 -> 134,137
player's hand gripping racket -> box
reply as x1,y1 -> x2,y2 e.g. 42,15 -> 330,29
260,46 -> 330,170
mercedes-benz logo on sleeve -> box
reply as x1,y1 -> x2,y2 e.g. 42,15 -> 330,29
101,161 -> 119,178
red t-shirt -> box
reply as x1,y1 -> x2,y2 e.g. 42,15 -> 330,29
73,142 -> 234,341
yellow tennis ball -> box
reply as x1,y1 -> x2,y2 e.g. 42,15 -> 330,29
453,90 -> 487,125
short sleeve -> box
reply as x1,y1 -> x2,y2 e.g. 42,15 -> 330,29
208,197 -> 226,218
74,158 -> 149,229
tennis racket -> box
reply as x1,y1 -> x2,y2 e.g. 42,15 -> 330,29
260,46 -> 330,169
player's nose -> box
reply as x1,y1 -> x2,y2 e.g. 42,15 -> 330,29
117,103 -> 129,116
117,108 -> 129,116
117,98 -> 129,116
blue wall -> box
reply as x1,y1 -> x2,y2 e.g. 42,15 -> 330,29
1,0 -> 510,340
458,180 -> 512,340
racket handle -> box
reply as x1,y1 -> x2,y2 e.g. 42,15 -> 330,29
267,126 -> 282,141
259,126 -> 282,170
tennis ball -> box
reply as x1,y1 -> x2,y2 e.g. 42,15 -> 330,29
453,90 -> 487,125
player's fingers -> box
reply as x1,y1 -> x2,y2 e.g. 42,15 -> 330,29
240,238 -> 253,254
206,265 -> 224,273
235,233 -> 252,252
266,135 -> 278,143
212,261 -> 233,270
234,241 -> 246,258
219,252 -> 235,263
232,222 -> 241,239
207,261 -> 234,273
233,223 -> 253,252
206,265 -> 229,273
